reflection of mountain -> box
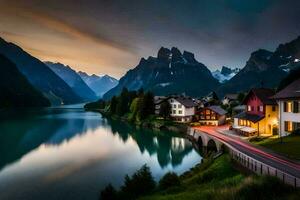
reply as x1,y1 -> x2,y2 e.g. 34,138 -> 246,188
0,109 -> 102,170
105,118 -> 194,168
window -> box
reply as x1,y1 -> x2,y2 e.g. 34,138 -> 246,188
172,110 -> 176,114
205,109 -> 211,114
247,105 -> 251,111
272,106 -> 276,112
284,121 -> 293,132
178,104 -> 182,109
293,101 -> 299,113
284,101 -> 293,113
173,104 -> 176,108
178,110 -> 182,114
259,106 -> 263,112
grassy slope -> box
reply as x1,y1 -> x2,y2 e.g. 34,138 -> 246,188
251,135 -> 300,161
140,155 -> 300,200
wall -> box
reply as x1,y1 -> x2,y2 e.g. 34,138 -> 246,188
279,100 -> 300,137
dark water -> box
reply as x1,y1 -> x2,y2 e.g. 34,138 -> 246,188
0,104 -> 201,200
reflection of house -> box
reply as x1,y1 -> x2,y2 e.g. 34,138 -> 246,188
169,96 -> 197,122
197,106 -> 227,126
233,88 -> 278,136
222,94 -> 238,105
273,79 -> 300,137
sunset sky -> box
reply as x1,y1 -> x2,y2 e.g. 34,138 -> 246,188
1,0 -> 300,78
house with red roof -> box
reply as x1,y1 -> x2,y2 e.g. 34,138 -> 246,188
233,88 -> 278,136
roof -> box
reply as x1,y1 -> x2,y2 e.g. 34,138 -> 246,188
243,88 -> 276,105
273,79 -> 300,100
234,112 -> 264,123
224,94 -> 238,100
173,96 -> 198,107
232,105 -> 246,111
207,105 -> 227,115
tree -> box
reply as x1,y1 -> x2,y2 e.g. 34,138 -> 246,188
129,97 -> 142,122
120,165 -> 156,199
100,184 -> 118,200
159,101 -> 171,119
139,92 -> 155,120
110,96 -> 118,114
237,92 -> 245,103
116,88 -> 130,116
159,172 -> 181,190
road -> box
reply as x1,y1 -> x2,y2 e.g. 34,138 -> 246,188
193,126 -> 300,178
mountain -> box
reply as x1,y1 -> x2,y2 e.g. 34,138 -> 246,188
212,66 -> 240,83
0,54 -> 50,108
45,62 -> 97,101
0,37 -> 82,105
103,47 -> 220,100
217,35 -> 300,96
78,72 -> 118,97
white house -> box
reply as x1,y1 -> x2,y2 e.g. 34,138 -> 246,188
168,96 -> 197,122
273,79 -> 300,137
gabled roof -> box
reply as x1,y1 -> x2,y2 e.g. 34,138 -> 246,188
224,94 -> 238,100
273,79 -> 300,100
234,112 -> 265,123
243,88 -> 276,105
208,105 -> 227,115
173,96 -> 198,107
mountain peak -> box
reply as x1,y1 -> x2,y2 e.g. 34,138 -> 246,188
157,47 -> 171,62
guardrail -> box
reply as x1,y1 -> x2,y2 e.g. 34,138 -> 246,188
189,127 -> 300,188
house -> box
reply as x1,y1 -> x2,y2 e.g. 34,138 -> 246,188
197,105 -> 227,126
168,96 -> 197,122
232,88 -> 278,136
154,96 -> 169,115
222,94 -> 239,105
273,79 -> 300,137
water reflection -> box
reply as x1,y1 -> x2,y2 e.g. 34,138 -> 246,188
0,107 -> 201,200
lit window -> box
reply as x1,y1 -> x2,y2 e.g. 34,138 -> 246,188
248,105 -> 251,111
259,106 -> 263,112
284,121 -> 293,132
287,102 -> 292,112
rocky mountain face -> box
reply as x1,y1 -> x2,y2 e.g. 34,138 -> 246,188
0,54 -> 50,108
45,62 -> 97,101
218,36 -> 300,96
212,66 -> 240,83
103,47 -> 220,100
78,72 -> 118,97
0,37 -> 82,105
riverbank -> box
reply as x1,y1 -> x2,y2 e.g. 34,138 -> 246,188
139,154 -> 300,200
91,108 -> 189,134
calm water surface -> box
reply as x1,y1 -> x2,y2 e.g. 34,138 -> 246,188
0,104 -> 201,200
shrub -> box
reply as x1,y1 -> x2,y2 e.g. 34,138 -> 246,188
100,184 -> 118,200
120,164 -> 156,199
159,172 -> 181,190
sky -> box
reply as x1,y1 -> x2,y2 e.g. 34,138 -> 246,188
0,0 -> 300,78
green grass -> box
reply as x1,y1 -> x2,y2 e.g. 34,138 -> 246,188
139,155 -> 300,200
251,135 -> 300,161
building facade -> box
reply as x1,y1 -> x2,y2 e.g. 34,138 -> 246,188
273,79 -> 300,137
197,106 -> 227,126
233,88 -> 278,136
169,97 -> 197,122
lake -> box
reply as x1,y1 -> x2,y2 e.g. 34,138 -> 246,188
0,104 -> 202,200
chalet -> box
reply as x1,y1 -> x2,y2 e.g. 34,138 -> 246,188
273,79 -> 300,137
154,96 -> 169,115
233,88 -> 278,136
197,105 -> 227,126
169,96 -> 197,122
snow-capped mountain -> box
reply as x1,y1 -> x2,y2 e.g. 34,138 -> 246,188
78,72 -> 118,97
212,66 -> 240,83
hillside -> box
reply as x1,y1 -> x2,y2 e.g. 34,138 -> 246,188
0,37 -> 82,105
0,54 -> 50,108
